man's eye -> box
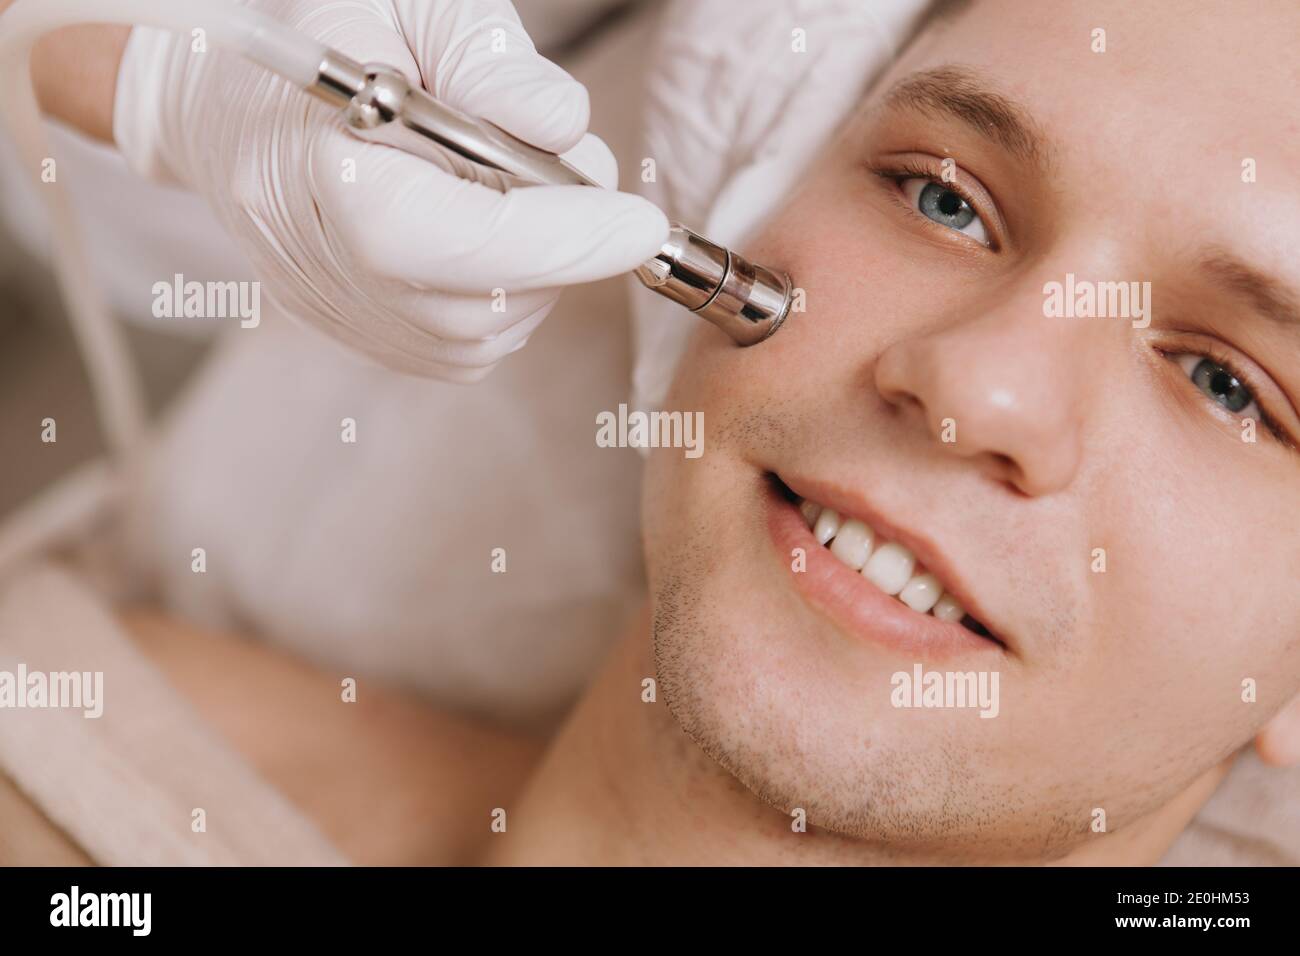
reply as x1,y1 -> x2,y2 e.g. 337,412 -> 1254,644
1173,354 -> 1260,419
900,178 -> 989,246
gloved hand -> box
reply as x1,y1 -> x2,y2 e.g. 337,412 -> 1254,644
631,0 -> 931,409
113,0 -> 669,381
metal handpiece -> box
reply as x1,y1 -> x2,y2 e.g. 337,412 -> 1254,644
305,52 -> 793,346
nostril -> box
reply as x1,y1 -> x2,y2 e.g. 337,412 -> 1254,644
985,452 -> 1034,495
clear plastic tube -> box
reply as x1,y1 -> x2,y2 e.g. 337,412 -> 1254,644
0,0 -> 327,564
0,1 -> 327,87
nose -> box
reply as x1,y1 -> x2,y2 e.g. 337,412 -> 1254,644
874,287 -> 1086,497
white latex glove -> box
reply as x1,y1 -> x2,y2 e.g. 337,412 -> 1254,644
632,0 -> 932,409
113,0 -> 669,382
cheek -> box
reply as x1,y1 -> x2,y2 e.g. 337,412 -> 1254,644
741,178 -> 917,373
1085,445 -> 1294,716
747,173 -> 887,305
730,246 -> 890,406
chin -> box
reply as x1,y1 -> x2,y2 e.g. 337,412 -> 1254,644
646,457 -> 1095,859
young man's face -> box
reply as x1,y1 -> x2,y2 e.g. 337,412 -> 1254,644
643,0 -> 1300,860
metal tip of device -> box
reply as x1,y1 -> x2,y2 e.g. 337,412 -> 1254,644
635,224 -> 793,347
696,254 -> 793,346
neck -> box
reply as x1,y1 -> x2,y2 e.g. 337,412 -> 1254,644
484,607 -> 1231,866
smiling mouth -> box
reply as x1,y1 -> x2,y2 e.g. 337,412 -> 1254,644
771,475 -> 1001,645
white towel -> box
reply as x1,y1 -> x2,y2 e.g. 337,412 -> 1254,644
0,561 -> 346,866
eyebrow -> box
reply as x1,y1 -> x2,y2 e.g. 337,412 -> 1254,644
881,66 -> 1056,174
1197,246 -> 1300,335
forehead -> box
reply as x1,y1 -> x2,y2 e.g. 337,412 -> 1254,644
896,0 -> 1300,173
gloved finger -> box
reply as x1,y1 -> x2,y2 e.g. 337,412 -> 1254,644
312,289 -> 550,376
381,285 -> 557,342
424,296 -> 552,365
433,362 -> 500,385
559,132 -> 619,190
382,295 -> 553,368
311,130 -> 669,293
296,309 -> 475,380
400,0 -> 591,153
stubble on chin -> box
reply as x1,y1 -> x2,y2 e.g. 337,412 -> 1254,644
647,542 -> 1102,862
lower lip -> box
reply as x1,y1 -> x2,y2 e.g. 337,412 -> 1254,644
765,486 -> 1002,661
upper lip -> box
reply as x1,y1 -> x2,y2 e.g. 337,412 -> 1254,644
774,470 -> 1012,652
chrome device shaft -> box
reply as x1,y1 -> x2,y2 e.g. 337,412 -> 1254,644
305,52 -> 793,346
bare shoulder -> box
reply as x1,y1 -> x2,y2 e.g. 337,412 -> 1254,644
117,606 -> 547,866
0,770 -> 93,866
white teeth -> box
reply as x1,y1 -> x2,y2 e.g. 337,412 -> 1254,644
931,593 -> 965,622
796,495 -> 980,626
799,499 -> 823,528
829,519 -> 874,570
898,572 -> 943,613
813,508 -> 841,546
862,542 -> 916,596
